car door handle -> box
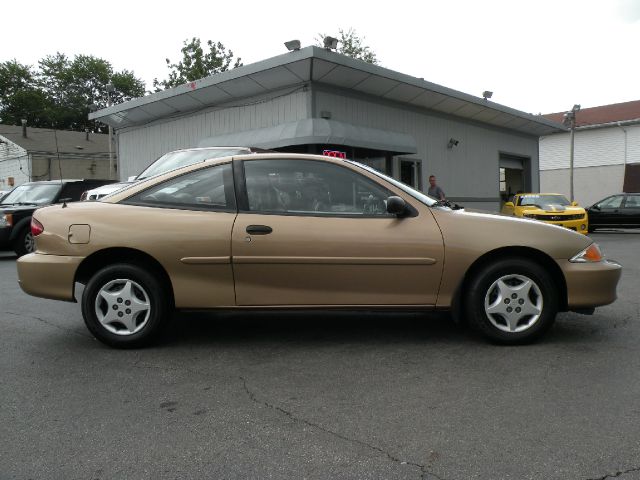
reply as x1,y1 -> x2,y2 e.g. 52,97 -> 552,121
246,225 -> 273,235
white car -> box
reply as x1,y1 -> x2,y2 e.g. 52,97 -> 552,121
81,146 -> 261,201
81,182 -> 132,201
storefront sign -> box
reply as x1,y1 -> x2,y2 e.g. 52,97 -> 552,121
322,149 -> 347,159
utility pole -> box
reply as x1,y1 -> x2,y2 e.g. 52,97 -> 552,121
563,104 -> 581,202
106,83 -> 115,180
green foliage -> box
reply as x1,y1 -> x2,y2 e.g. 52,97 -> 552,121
0,54 -> 145,131
316,28 -> 378,64
153,37 -> 242,91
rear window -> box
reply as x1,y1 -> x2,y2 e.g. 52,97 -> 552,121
137,148 -> 249,180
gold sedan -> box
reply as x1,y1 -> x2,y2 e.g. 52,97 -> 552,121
17,152 -> 621,348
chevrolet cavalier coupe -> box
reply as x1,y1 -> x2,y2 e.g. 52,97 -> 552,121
17,152 -> 621,348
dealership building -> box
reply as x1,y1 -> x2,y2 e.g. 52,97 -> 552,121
90,46 -> 564,211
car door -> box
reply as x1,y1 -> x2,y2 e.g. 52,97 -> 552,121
621,194 -> 640,227
231,157 -> 445,306
121,162 -> 237,308
590,195 -> 624,227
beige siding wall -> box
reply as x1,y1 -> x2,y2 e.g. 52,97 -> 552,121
117,89 -> 309,180
539,124 -> 640,204
30,157 -> 111,181
540,164 -> 625,206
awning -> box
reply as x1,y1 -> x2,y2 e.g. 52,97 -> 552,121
197,118 -> 418,154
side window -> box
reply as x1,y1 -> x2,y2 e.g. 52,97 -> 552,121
243,159 -> 395,216
624,195 -> 640,207
597,196 -> 623,209
58,182 -> 88,201
125,163 -> 235,211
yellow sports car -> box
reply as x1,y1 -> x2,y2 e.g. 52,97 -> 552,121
502,193 -> 589,234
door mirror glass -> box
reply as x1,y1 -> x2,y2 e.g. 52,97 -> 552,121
591,204 -> 601,211
386,196 -> 407,216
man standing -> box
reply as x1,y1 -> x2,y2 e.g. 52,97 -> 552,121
428,175 -> 445,200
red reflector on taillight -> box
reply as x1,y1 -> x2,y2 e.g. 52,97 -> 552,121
31,218 -> 44,236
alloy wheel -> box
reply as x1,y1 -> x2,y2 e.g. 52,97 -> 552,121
94,278 -> 151,335
483,274 -> 543,333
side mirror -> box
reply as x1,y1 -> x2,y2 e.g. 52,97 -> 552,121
504,202 -> 514,208
386,196 -> 407,216
127,175 -> 138,182
591,204 -> 600,211
571,201 -> 578,206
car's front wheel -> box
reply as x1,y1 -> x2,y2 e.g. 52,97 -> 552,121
466,258 -> 558,344
81,264 -> 171,348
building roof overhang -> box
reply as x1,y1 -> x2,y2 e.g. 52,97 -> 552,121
90,46 -> 566,137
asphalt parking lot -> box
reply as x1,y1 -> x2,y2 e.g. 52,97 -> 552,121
1,231 -> 639,480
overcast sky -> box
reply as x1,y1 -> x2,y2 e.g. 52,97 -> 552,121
2,0 -> 639,114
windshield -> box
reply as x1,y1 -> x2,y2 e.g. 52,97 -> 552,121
137,148 -> 250,180
518,194 -> 570,207
1,183 -> 61,205
345,160 -> 437,206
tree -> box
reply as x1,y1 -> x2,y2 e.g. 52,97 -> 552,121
39,53 -> 145,131
316,28 -> 378,64
0,60 -> 53,127
153,37 -> 242,91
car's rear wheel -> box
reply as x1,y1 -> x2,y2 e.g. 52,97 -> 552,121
13,226 -> 34,257
81,264 -> 171,348
466,258 -> 558,344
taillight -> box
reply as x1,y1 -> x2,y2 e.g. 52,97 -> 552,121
31,218 -> 44,236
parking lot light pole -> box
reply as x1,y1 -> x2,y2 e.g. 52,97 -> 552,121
563,104 -> 581,202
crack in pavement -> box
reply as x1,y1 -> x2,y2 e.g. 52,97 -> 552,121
240,376 -> 447,480
586,465 -> 640,480
3,310 -> 90,338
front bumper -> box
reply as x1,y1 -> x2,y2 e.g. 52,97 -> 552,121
17,253 -> 83,302
559,259 -> 622,309
526,217 -> 589,234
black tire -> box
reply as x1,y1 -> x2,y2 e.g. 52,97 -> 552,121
466,258 -> 559,345
81,263 -> 171,348
12,226 -> 34,257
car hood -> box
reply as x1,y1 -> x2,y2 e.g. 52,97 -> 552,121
431,207 -> 592,260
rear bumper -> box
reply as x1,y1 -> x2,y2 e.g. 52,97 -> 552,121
17,253 -> 83,302
559,259 -> 622,309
